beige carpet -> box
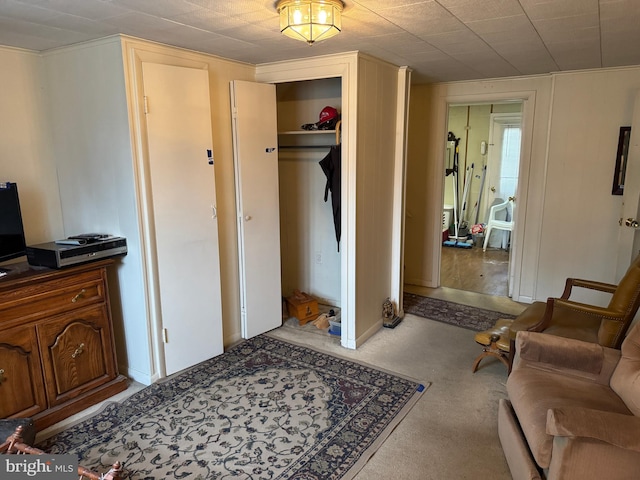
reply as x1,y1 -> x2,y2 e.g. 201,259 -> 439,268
270,310 -> 513,479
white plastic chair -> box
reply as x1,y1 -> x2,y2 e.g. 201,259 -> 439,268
483,199 -> 514,252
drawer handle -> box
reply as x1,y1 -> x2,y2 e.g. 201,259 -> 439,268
71,289 -> 87,303
0,368 -> 4,384
71,343 -> 85,359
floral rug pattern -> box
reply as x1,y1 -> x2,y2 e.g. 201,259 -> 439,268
39,335 -> 424,479
403,293 -> 516,332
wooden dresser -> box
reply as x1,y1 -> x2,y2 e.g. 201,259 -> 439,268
0,259 -> 128,430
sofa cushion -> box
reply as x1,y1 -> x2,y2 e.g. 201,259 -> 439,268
519,333 -> 604,374
611,323 -> 640,416
507,367 -> 631,468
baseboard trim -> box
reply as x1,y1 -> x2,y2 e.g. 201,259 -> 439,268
355,319 -> 383,348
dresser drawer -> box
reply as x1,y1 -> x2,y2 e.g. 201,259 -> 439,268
0,270 -> 106,327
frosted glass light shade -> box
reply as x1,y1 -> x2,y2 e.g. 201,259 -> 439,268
277,0 -> 344,45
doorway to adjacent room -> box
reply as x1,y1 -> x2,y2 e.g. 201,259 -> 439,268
441,102 -> 522,298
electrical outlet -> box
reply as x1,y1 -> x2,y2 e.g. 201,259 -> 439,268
315,252 -> 323,264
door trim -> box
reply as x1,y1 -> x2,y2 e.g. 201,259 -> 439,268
257,54 -> 358,348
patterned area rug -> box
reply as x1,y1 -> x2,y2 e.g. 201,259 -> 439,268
403,293 -> 515,332
39,335 -> 426,480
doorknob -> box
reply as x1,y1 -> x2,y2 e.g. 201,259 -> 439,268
244,215 -> 252,221
491,186 -> 496,193
625,218 -> 640,229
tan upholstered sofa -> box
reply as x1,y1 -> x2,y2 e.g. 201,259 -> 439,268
498,323 -> 640,480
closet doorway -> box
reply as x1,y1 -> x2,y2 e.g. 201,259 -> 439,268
231,77 -> 344,341
276,78 -> 343,323
441,102 -> 522,298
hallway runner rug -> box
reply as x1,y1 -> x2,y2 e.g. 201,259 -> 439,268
403,292 -> 515,332
39,335 -> 426,480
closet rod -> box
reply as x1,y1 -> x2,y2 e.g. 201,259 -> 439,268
279,144 -> 336,149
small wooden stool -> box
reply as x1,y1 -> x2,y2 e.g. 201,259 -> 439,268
472,318 -> 513,372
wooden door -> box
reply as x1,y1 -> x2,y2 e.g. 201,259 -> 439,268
142,62 -> 224,375
230,80 -> 282,339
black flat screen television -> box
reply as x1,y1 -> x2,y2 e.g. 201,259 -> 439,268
0,182 -> 27,267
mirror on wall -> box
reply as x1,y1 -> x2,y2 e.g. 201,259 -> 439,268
612,126 -> 631,195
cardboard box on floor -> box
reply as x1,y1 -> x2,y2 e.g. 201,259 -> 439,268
285,290 -> 319,325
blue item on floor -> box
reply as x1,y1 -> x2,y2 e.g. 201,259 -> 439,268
329,325 -> 341,335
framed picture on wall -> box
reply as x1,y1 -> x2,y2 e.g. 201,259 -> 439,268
612,126 -> 631,195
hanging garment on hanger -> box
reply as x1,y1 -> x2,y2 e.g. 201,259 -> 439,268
319,144 -> 341,251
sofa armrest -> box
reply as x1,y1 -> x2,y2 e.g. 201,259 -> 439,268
513,331 -> 620,384
547,407 -> 640,453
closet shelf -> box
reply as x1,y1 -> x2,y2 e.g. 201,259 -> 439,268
279,121 -> 341,148
278,130 -> 337,135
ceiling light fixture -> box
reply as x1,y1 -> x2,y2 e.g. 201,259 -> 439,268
277,0 -> 344,45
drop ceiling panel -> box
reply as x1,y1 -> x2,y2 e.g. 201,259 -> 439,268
110,0 -> 202,18
376,2 -> 468,36
0,15 -> 96,44
600,0 -> 640,67
2,1 -> 62,23
437,0 -> 526,22
451,52 -> 521,77
420,29 -> 490,55
0,27 -> 62,51
545,37 -> 602,70
15,0 -> 131,21
519,0 -> 599,20
0,0 -> 639,84
466,14 -> 541,44
533,13 -> 600,42
102,12 -> 181,36
37,14 -> 120,36
363,33 -> 441,56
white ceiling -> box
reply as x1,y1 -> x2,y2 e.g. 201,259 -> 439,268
1,0 -> 639,83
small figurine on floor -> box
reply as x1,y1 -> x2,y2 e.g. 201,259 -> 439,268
382,297 -> 402,329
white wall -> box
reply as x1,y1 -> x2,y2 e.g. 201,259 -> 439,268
355,55 -> 400,339
0,46 -> 63,250
537,68 -> 640,302
406,66 -> 640,305
42,37 -> 152,383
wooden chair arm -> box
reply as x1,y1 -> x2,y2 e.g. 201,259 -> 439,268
1,426 -> 122,480
527,297 -> 557,331
561,277 -> 618,299
552,298 -> 625,320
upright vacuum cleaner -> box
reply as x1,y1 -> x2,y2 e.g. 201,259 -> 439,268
443,133 -> 472,248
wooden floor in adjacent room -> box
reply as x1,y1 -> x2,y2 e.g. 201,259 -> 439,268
440,245 -> 510,297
